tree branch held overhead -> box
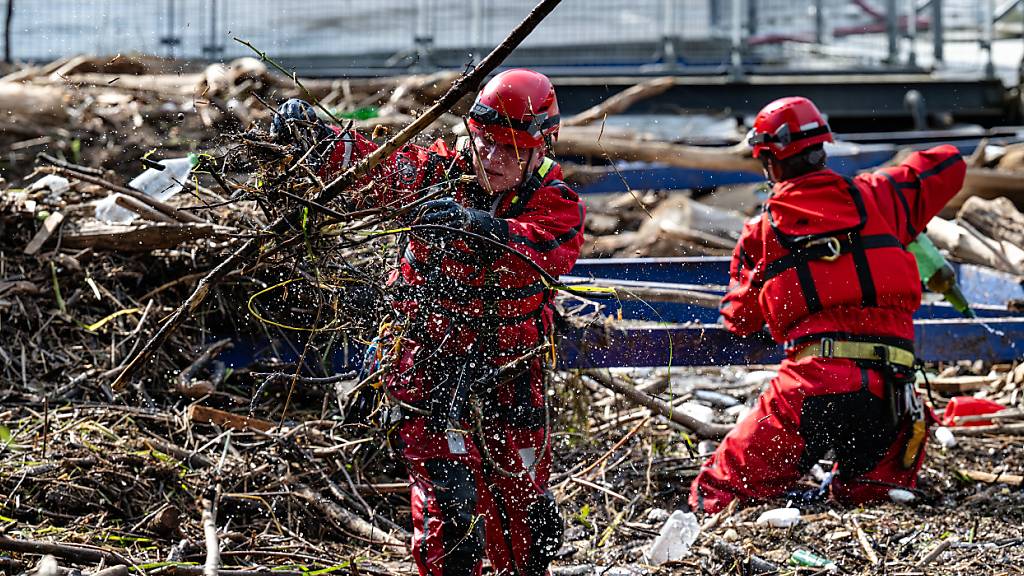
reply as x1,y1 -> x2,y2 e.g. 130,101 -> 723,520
111,0 -> 565,390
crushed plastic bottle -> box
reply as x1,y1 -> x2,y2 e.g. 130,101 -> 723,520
95,156 -> 194,223
933,426 -> 957,448
789,549 -> 837,571
888,488 -> 917,504
645,510 -> 700,565
755,507 -> 801,528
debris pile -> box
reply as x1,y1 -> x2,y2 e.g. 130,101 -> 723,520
1,54 -> 1023,576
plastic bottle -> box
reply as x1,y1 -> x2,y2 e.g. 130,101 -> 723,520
789,549 -> 837,571
95,157 -> 194,223
646,510 -> 700,565
907,233 -> 976,318
755,507 -> 801,528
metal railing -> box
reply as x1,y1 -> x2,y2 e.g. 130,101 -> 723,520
2,0 -> 1020,77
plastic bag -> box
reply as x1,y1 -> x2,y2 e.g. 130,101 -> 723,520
95,157 -> 193,223
645,510 -> 699,564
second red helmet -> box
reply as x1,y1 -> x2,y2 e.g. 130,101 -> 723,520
467,68 -> 560,149
749,96 -> 833,160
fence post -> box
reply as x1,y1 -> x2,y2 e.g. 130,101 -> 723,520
3,0 -> 12,64
814,0 -> 824,45
471,0 -> 484,55
202,0 -> 224,59
160,0 -> 181,59
414,0 -> 434,70
982,0 -> 995,78
932,0 -> 944,65
659,0 -> 677,69
906,0 -> 917,67
731,0 -> 745,78
886,0 -> 899,64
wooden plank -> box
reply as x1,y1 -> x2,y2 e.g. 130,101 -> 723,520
23,211 -> 64,255
188,404 -> 275,432
959,469 -> 1024,487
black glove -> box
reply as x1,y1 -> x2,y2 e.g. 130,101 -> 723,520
270,99 -> 336,170
414,198 -> 505,238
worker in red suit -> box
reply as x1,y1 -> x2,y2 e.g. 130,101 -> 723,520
689,96 -> 966,514
273,69 -> 584,576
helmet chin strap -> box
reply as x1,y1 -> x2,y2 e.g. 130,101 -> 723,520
761,155 -> 782,184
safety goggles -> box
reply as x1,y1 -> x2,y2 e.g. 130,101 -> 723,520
468,101 -> 559,138
749,122 -> 830,148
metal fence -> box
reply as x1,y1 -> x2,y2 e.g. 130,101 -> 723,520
2,0 -> 1018,75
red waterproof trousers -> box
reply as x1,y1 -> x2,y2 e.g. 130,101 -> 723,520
689,356 -> 927,514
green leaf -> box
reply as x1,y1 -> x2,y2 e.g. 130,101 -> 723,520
0,425 -> 12,447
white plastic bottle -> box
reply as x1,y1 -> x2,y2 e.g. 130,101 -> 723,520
646,510 -> 700,564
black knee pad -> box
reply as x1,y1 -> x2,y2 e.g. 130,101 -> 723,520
524,492 -> 564,576
424,460 -> 484,575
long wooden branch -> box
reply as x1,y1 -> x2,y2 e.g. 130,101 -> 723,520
0,536 -> 132,567
111,0 -> 564,390
584,370 -> 734,439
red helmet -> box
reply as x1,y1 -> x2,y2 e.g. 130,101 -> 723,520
467,69 -> 560,149
749,96 -> 833,160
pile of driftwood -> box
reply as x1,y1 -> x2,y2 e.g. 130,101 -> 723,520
2,36 -> 1024,576
2,362 -> 1022,576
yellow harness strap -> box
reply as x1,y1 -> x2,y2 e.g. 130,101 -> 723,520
793,338 -> 916,368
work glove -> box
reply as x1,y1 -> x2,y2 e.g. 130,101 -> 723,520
414,198 -> 504,239
270,98 -> 336,171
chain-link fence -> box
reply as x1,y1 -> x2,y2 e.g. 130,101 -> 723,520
2,0 -> 1014,74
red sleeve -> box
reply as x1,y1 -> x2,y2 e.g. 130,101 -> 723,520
855,144 -> 966,245
499,182 -> 586,277
318,126 -> 455,210
720,215 -> 767,336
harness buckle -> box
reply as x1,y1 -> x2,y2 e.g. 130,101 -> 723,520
806,236 -> 842,261
819,337 -> 835,358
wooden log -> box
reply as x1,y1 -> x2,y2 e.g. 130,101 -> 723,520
563,76 -> 675,127
957,196 -> 1024,249
948,422 -> 1024,436
293,484 -> 406,548
925,216 -> 1024,277
958,469 -> 1024,486
942,166 -> 1024,217
60,221 -> 232,252
113,195 -> 179,224
0,83 -> 69,125
927,374 -> 1000,395
0,536 -> 131,567
585,370 -> 734,439
554,128 -> 762,173
188,405 -> 275,432
561,277 -> 723,309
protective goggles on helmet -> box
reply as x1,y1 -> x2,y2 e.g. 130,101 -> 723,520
749,122 -> 830,149
468,101 -> 559,138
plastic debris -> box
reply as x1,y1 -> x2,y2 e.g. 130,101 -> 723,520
26,174 -> 70,197
96,156 -> 193,223
646,508 -> 670,523
934,426 -> 957,448
677,401 -> 714,425
694,389 -> 741,408
755,507 -> 801,528
941,396 -> 1004,427
697,439 -> 718,457
789,549 -> 837,571
889,488 -> 917,504
645,510 -> 700,565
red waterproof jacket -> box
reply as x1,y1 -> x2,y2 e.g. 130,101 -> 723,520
721,145 -> 966,347
319,127 -> 585,406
